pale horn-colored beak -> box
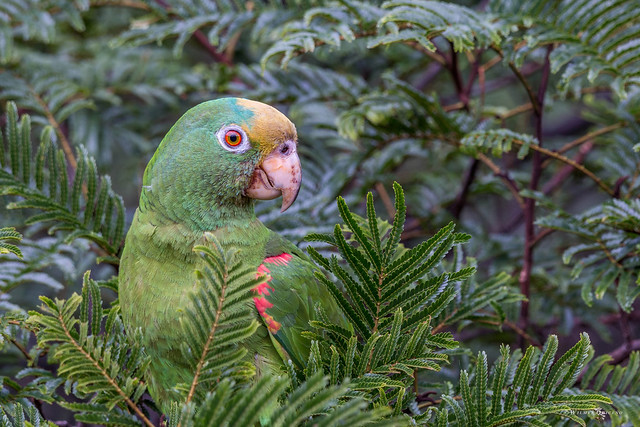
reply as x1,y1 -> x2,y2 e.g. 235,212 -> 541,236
245,140 -> 301,212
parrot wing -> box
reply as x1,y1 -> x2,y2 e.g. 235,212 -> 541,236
252,231 -> 349,368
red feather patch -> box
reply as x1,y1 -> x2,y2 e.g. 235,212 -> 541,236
264,253 -> 292,266
252,253 -> 291,333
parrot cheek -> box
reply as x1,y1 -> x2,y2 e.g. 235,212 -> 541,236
244,140 -> 302,212
245,168 -> 282,200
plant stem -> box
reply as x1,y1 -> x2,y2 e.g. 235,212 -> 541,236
7,335 -> 32,362
476,153 -> 525,208
498,103 -> 533,120
542,141 -> 594,195
518,45 -> 552,341
30,87 -> 77,171
154,0 -> 232,65
554,122 -> 625,156
375,182 -> 395,219
526,143 -> 614,196
610,338 -> 640,364
509,61 -> 541,115
185,267 -> 229,406
449,158 -> 479,218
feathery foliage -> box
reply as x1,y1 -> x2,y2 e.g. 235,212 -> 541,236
176,233 -> 261,405
299,183 -> 520,420
435,334 -> 611,426
174,372 -> 397,427
27,272 -> 151,425
0,227 -> 21,258
577,350 -> 640,426
538,198 -> 640,311
2,0 -> 640,424
0,102 -> 125,258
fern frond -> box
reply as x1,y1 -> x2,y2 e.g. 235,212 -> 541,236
0,0 -> 87,63
441,334 -> 611,425
178,233 -> 260,405
1,102 -> 125,257
0,401 -> 57,427
375,0 -> 501,52
491,0 -> 640,98
461,129 -> 539,159
27,272 -> 151,425
538,196 -> 640,310
0,227 -> 22,258
571,350 -> 640,426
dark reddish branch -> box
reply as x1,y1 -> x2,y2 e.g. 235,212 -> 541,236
449,158 -> 479,218
448,45 -> 469,107
445,45 -> 474,109
611,338 -> 640,365
620,308 -> 633,353
154,0 -> 232,65
520,141 -> 600,247
192,31 -> 233,65
542,141 -> 594,195
446,49 -> 483,218
518,46 -> 553,342
500,141 -> 595,233
415,62 -> 444,91
464,50 -> 482,101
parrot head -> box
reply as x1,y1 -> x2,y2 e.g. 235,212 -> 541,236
140,98 -> 301,229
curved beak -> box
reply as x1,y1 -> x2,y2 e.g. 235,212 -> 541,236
245,140 -> 301,212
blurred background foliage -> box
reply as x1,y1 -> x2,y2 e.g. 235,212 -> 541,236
1,0 -> 640,424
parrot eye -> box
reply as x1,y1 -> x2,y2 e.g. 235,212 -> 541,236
225,130 -> 242,146
216,125 -> 249,153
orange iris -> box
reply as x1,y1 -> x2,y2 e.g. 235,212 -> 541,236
224,129 -> 242,146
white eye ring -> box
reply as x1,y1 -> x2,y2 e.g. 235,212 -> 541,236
216,125 -> 250,153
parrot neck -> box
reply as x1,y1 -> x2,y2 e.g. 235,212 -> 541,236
132,189 -> 270,267
139,186 -> 259,232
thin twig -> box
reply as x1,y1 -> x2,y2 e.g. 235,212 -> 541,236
540,121 -> 628,177
610,338 -> 640,365
406,42 -> 447,65
498,103 -> 533,120
449,47 -> 466,106
503,319 -> 541,347
555,122 -> 625,156
463,49 -> 482,106
90,0 -> 150,9
449,158 -> 479,218
154,0 -> 232,65
542,141 -> 594,195
509,62 -> 541,115
480,54 -> 502,73
529,228 -> 554,249
619,307 -> 633,353
500,141 -> 598,232
476,153 -> 525,209
526,143 -> 615,196
443,102 -> 465,112
7,335 -> 32,362
30,88 -> 77,170
375,182 -> 395,219
193,31 -> 233,65
518,45 -> 552,341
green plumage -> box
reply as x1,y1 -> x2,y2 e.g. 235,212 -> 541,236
119,98 -> 347,413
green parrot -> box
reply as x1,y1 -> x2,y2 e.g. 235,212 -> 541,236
119,98 -> 346,412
